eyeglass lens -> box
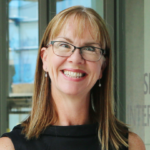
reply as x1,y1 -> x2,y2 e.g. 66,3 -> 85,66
53,41 -> 102,61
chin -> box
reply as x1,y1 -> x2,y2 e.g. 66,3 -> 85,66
59,86 -> 85,96
61,90 -> 81,96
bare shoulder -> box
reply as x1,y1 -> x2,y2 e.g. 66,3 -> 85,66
128,132 -> 145,150
0,137 -> 15,150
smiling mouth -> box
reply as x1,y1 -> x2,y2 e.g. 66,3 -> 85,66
62,70 -> 86,78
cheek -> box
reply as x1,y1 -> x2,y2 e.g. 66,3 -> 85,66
47,53 -> 66,76
88,61 -> 102,78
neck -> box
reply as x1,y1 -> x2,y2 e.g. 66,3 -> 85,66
51,87 -> 91,126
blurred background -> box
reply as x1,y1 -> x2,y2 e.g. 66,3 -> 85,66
0,0 -> 149,149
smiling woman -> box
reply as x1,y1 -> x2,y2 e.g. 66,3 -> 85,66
0,5 -> 145,150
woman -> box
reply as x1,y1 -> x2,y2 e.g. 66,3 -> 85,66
0,6 -> 145,150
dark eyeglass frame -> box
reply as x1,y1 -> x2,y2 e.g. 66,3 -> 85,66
46,41 -> 108,61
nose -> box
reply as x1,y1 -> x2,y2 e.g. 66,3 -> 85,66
67,48 -> 84,64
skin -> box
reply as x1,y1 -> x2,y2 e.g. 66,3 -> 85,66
0,16 -> 146,150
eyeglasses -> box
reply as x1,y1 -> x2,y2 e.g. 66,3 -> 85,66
47,41 -> 108,62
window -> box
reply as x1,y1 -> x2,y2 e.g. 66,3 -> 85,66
8,0 -> 38,130
9,0 -> 38,96
56,0 -> 103,17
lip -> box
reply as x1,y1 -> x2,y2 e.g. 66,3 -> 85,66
61,68 -> 87,81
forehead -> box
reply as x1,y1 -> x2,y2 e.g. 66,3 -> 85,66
53,15 -> 99,42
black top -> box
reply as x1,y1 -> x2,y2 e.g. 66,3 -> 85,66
2,123 -> 128,150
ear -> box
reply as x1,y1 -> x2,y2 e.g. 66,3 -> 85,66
99,58 -> 108,79
41,47 -> 48,71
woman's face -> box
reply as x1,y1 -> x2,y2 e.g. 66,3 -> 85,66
42,16 -> 104,97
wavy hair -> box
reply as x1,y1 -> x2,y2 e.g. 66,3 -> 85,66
22,6 -> 129,150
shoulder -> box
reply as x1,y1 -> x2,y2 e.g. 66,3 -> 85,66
0,137 -> 15,150
0,124 -> 23,150
128,132 -> 145,150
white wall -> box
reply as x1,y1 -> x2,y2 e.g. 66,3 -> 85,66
125,0 -> 150,148
144,0 -> 150,149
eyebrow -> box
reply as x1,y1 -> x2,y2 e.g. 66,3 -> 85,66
56,36 -> 100,46
56,37 -> 73,43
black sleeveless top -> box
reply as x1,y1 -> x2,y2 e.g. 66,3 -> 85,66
1,123 -> 128,150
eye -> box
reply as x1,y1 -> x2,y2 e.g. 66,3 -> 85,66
83,47 -> 95,51
59,43 -> 71,48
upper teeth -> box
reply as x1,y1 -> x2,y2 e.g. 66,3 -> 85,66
64,70 -> 84,78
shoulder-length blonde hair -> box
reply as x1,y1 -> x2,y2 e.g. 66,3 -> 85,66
22,6 -> 129,150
